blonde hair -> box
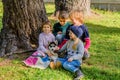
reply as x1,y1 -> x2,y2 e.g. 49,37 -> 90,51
42,21 -> 53,31
69,10 -> 84,24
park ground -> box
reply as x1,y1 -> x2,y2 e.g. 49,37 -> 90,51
0,3 -> 120,80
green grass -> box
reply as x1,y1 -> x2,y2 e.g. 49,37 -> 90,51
45,3 -> 55,15
0,3 -> 120,80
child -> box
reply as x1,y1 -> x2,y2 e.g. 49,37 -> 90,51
65,10 -> 91,60
53,11 -> 71,45
23,21 -> 55,69
56,26 -> 84,80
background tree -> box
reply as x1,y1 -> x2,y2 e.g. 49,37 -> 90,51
54,0 -> 91,17
0,0 -> 48,57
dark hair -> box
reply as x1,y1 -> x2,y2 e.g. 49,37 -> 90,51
58,11 -> 69,19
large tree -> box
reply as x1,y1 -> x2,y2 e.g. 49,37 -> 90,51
54,0 -> 91,16
0,0 -> 48,57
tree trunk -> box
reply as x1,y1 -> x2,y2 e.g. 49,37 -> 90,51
0,0 -> 48,57
54,0 -> 91,16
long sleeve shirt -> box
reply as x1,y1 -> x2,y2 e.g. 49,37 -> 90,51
37,32 -> 55,53
53,22 -> 71,37
59,39 -> 84,63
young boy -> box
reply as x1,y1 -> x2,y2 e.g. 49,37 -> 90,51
53,11 -> 71,45
56,26 -> 84,80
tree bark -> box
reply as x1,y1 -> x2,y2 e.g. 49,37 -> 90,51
0,0 -> 48,57
54,0 -> 91,16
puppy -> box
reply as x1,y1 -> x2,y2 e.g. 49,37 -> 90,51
48,41 -> 58,61
48,41 -> 62,69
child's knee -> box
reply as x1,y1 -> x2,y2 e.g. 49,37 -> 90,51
63,62 -> 70,69
56,34 -> 63,40
56,35 -> 63,44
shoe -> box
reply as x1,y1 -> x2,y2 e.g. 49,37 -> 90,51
82,52 -> 90,60
74,70 -> 84,80
49,61 -> 56,69
56,61 -> 61,68
49,61 -> 61,69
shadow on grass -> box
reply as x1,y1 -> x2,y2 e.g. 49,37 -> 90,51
0,51 -> 33,62
86,22 -> 120,35
47,12 -> 53,17
83,67 -> 120,80
85,22 -> 120,52
0,15 -> 2,19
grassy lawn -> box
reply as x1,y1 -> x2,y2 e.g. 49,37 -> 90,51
0,3 -> 120,80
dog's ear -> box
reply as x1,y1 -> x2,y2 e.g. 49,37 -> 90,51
55,40 -> 58,45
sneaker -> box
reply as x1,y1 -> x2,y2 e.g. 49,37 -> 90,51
82,52 -> 90,60
56,61 -> 61,68
74,70 -> 84,80
49,61 -> 56,69
49,61 -> 62,69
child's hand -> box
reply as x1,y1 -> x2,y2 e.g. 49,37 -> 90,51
47,52 -> 53,57
55,46 -> 60,51
46,51 -> 53,57
68,58 -> 73,62
57,31 -> 62,34
40,53 -> 45,57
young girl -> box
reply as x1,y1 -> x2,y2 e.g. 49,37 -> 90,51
23,21 -> 55,69
66,10 -> 91,60
56,26 -> 84,80
53,11 -> 71,45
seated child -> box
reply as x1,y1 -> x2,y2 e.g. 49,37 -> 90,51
23,21 -> 55,69
53,11 -> 71,45
56,26 -> 84,80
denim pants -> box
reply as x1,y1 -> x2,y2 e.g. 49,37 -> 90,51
57,58 -> 81,73
42,55 -> 50,62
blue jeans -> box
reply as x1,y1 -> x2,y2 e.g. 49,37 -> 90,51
57,58 -> 81,73
41,55 -> 50,62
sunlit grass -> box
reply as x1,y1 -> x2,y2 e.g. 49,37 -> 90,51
45,3 -> 55,15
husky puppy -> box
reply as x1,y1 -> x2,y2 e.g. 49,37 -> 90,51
48,41 -> 58,61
